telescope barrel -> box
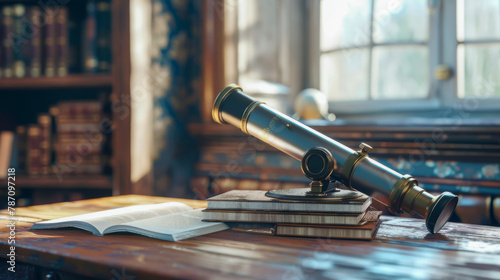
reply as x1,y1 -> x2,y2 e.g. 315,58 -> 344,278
213,84 -> 458,234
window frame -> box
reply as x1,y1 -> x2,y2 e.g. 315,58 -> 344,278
309,0 -> 500,116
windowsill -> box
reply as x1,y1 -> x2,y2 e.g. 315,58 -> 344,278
189,116 -> 500,138
303,115 -> 500,127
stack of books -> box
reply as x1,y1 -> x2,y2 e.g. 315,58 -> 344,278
50,101 -> 108,175
0,0 -> 111,78
8,99 -> 109,176
203,190 -> 381,240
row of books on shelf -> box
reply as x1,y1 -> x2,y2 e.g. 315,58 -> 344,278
0,101 -> 110,179
0,0 -> 111,79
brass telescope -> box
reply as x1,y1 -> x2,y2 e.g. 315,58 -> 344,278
212,84 -> 458,234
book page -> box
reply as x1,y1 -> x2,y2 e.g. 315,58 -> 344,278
31,202 -> 193,235
105,209 -> 230,241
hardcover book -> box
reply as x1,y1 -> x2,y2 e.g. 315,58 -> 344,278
207,190 -> 371,213
12,4 -> 26,78
16,126 -> 27,172
55,154 -> 105,165
0,131 -> 14,178
55,115 -> 104,124
202,209 -> 366,225
274,210 -> 382,240
67,13 -> 80,73
38,114 -> 52,175
83,0 -> 98,73
53,141 -> 103,155
51,101 -> 104,123
96,0 -> 111,73
55,122 -> 102,134
56,133 -> 105,144
0,9 -> 3,78
2,6 -> 14,78
59,164 -> 105,175
55,6 -> 68,76
27,6 -> 42,77
44,7 -> 56,77
27,125 -> 41,175
31,202 -> 229,241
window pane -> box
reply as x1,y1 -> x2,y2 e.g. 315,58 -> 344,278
237,0 -> 282,83
457,0 -> 500,41
320,49 -> 369,101
372,46 -> 428,99
373,0 -> 428,43
320,0 -> 371,51
457,44 -> 500,98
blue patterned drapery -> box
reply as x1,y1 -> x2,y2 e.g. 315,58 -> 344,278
151,0 -> 202,197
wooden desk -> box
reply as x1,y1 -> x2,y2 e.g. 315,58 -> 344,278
1,195 -> 500,279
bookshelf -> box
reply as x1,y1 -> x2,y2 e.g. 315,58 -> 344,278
0,175 -> 111,189
0,0 -> 134,205
0,74 -> 112,89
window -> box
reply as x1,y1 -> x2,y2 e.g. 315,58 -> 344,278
222,0 -> 500,117
311,0 -> 500,114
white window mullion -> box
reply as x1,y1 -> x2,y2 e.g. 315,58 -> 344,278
440,0 -> 458,107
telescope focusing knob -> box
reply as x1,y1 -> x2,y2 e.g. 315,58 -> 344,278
359,142 -> 373,154
301,147 -> 335,182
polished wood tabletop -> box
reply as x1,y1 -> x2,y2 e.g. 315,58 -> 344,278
1,195 -> 500,279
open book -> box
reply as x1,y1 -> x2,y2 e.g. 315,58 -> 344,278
31,202 -> 229,241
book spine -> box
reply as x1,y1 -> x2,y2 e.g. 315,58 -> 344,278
96,0 -> 111,73
0,10 -> 3,78
53,142 -> 103,155
27,125 -> 41,175
56,134 -> 105,144
58,102 -> 103,116
28,7 -> 42,77
55,6 -> 68,77
55,122 -> 101,134
16,125 -> 27,172
44,8 -> 56,77
9,133 -> 19,171
55,154 -> 105,165
55,115 -> 104,124
0,131 -> 14,178
67,13 -> 79,73
12,4 -> 27,78
2,6 -> 14,78
38,114 -> 52,175
83,0 -> 98,73
55,164 -> 105,175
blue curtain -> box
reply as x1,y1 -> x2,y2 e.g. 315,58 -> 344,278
151,0 -> 202,197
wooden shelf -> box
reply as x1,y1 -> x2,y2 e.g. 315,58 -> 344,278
0,74 -> 113,90
1,175 -> 112,189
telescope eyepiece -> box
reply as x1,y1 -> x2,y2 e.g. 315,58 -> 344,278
301,147 -> 336,182
426,192 -> 459,234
